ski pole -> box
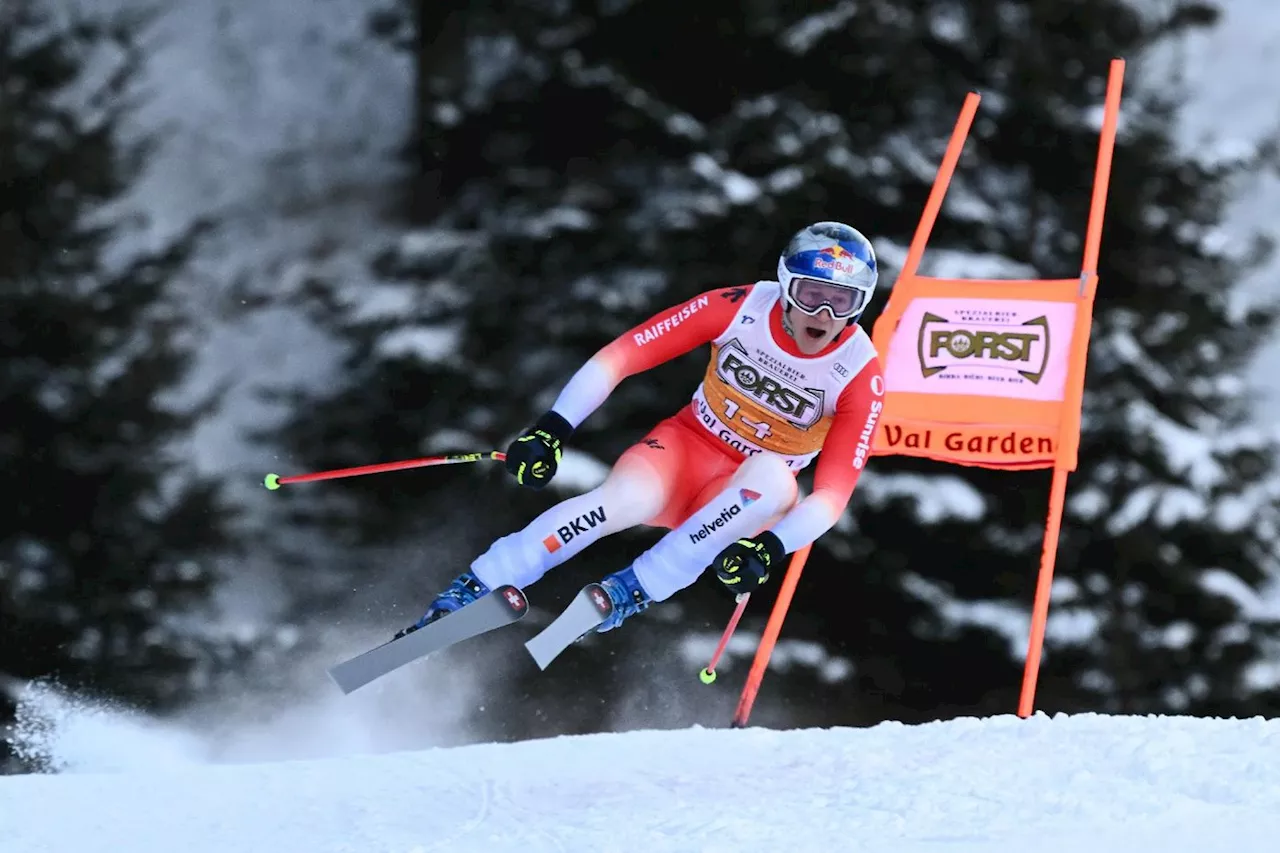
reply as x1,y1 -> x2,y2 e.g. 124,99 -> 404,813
699,593 -> 750,684
263,451 -> 506,490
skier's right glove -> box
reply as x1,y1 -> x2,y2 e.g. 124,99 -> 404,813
505,410 -> 574,490
711,531 -> 786,594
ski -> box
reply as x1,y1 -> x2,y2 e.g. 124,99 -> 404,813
328,584 -> 529,694
524,583 -> 614,670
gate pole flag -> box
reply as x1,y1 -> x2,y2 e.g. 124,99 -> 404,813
868,59 -> 1126,717
730,89 -> 984,729
729,59 -> 1124,728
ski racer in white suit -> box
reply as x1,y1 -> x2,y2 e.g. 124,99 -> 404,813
397,221 -> 886,640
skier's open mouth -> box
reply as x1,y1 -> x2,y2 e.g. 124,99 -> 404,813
803,325 -> 826,339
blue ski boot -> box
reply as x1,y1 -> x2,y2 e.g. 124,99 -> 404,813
394,571 -> 491,640
594,565 -> 652,634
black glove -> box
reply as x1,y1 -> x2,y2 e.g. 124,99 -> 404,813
710,530 -> 786,593
505,410 -> 574,489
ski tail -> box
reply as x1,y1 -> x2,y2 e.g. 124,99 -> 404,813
524,583 -> 614,670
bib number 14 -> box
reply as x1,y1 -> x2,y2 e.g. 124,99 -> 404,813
722,399 -> 772,439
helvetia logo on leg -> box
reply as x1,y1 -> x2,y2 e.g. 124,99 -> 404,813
690,505 -> 740,544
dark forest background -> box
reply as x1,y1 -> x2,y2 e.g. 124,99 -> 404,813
5,0 -> 1280,772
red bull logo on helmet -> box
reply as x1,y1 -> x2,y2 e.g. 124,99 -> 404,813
812,244 -> 864,278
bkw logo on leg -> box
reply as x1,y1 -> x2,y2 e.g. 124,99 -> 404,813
543,506 -> 607,552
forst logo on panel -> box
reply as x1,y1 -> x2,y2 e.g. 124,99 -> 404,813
917,311 -> 1051,384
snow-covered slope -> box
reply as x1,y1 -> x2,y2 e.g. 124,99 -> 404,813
3,714 -> 1279,852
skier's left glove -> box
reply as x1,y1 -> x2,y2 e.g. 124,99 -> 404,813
710,530 -> 786,593
505,410 -> 574,490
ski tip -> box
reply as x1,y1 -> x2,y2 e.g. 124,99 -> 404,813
264,473 -> 281,490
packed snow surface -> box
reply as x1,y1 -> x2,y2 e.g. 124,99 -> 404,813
4,711 -> 1280,852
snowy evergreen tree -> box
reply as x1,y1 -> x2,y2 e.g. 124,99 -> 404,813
266,0 -> 1280,732
0,1 -> 238,767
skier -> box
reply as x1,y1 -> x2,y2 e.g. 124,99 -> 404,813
397,221 -> 886,640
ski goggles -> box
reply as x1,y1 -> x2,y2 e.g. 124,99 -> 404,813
787,277 -> 867,319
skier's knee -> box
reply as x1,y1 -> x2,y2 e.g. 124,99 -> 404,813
732,453 -> 798,514
599,453 -> 670,526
